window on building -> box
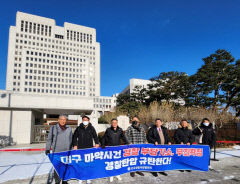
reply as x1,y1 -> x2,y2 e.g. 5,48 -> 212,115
21,20 -> 24,32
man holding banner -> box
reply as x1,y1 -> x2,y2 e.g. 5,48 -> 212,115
147,118 -> 171,177
174,119 -> 195,172
174,119 -> 194,146
72,115 -> 99,184
48,137 -> 210,182
45,114 -> 72,184
101,118 -> 129,182
125,116 -> 146,177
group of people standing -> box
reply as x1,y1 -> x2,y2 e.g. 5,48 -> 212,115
46,115 -> 216,184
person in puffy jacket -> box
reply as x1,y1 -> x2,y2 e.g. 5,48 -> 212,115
174,119 -> 194,172
101,118 -> 129,147
192,118 -> 216,170
174,119 -> 194,145
192,118 -> 216,148
101,118 -> 129,182
72,115 -> 99,184
72,116 -> 99,149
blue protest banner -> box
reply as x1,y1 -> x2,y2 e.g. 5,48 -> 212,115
48,144 -> 210,181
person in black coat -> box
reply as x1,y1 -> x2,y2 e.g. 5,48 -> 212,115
147,118 -> 171,177
192,118 -> 216,148
101,118 -> 129,182
73,116 -> 99,184
72,116 -> 99,149
147,119 -> 171,145
174,119 -> 194,145
192,118 -> 216,169
174,119 -> 194,173
101,118 -> 129,147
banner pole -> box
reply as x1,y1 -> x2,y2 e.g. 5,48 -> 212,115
211,124 -> 219,161
211,143 -> 219,161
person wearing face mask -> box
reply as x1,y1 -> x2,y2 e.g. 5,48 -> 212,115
125,116 -> 146,177
72,115 -> 99,184
192,118 -> 216,170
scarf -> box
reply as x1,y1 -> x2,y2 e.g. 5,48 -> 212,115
59,124 -> 66,130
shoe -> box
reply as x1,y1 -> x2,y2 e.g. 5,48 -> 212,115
159,172 -> 168,176
109,177 -> 114,182
151,172 -> 158,177
62,182 -> 68,184
116,175 -> 122,181
86,180 -> 92,184
130,172 -> 135,177
78,181 -> 82,184
209,165 -> 214,170
136,171 -> 144,176
186,170 -> 191,172
179,170 -> 184,172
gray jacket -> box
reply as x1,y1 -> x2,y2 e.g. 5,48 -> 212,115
126,124 -> 146,144
46,124 -> 72,152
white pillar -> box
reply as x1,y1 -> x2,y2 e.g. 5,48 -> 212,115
12,110 -> 33,144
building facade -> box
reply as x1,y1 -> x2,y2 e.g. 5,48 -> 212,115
0,12 -> 117,144
6,11 -> 100,97
121,78 -> 152,95
121,78 -> 185,105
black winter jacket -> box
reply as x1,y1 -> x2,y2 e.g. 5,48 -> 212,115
147,125 -> 170,144
192,122 -> 216,148
72,123 -> 99,149
101,126 -> 129,146
174,126 -> 194,144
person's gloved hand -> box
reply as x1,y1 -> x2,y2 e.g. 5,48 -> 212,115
45,150 -> 50,155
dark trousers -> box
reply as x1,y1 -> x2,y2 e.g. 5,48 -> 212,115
54,170 -> 69,184
53,170 -> 61,184
209,150 -> 211,166
209,148 -> 213,166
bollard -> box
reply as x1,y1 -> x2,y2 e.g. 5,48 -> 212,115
211,143 -> 219,161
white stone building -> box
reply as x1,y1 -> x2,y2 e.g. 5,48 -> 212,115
6,11 -> 100,97
0,12 -> 117,144
121,78 -> 185,105
121,78 -> 152,94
